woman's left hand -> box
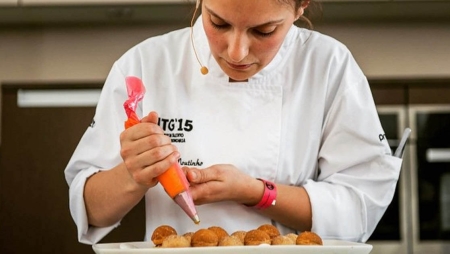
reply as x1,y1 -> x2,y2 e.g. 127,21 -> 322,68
185,164 -> 264,206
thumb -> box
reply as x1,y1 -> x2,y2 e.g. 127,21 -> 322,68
186,168 -> 207,184
141,111 -> 159,124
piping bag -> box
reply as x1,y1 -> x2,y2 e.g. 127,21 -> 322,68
123,76 -> 200,224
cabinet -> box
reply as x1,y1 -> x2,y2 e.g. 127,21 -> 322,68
0,0 -> 17,6
0,83 -> 145,254
1,0 -> 449,26
21,0 -> 186,5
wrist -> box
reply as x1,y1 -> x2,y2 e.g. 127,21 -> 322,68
246,178 -> 277,210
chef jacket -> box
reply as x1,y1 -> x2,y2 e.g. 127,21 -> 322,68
64,16 -> 402,245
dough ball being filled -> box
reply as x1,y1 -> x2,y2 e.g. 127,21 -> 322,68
191,228 -> 219,247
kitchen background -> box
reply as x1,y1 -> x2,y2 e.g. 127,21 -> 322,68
1,0 -> 450,254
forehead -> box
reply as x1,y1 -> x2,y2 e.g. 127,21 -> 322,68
203,0 -> 295,26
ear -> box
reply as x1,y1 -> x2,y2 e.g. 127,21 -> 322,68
296,0 -> 310,18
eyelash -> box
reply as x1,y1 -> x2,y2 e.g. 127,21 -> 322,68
210,20 -> 275,38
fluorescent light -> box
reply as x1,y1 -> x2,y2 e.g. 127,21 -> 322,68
426,148 -> 450,163
17,89 -> 101,107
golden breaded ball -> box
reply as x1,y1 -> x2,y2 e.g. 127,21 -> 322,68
151,225 -> 177,246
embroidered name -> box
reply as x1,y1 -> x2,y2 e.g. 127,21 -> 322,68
178,158 -> 203,167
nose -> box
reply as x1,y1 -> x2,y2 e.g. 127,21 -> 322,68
227,32 -> 249,63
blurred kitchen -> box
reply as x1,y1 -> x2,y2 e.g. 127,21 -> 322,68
1,0 -> 449,253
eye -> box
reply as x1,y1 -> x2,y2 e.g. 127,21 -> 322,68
253,27 -> 276,38
210,16 -> 229,30
210,20 -> 229,30
254,29 -> 275,37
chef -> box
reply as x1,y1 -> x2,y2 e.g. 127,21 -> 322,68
64,0 -> 402,245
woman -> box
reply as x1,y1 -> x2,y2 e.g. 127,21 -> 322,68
65,0 -> 402,245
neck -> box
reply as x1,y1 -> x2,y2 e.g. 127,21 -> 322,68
229,78 -> 248,83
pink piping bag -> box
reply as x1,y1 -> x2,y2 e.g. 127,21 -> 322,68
121,76 -> 200,224
123,76 -> 146,128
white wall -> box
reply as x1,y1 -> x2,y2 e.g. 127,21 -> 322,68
1,21 -> 449,83
0,24 -> 182,83
317,22 -> 450,79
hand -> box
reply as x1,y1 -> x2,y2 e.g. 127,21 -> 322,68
119,111 -> 180,188
185,164 -> 264,206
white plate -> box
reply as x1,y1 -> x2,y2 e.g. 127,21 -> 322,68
93,240 -> 372,254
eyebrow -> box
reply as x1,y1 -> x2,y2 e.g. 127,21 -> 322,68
205,6 -> 284,27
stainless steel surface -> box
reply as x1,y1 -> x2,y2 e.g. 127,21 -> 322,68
408,105 -> 450,254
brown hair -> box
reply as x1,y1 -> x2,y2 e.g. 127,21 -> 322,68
280,0 -> 323,29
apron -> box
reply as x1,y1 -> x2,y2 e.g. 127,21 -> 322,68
144,76 -> 284,239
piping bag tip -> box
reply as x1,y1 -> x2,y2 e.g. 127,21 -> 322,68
173,191 -> 200,225
193,215 -> 200,225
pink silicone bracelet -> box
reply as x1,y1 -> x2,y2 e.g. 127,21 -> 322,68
254,178 -> 277,210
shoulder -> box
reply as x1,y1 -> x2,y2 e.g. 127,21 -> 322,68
291,27 -> 353,60
286,27 -> 363,75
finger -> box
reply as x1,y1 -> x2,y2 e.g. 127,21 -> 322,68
186,167 -> 219,184
141,111 -> 159,124
137,144 -> 179,167
121,134 -> 173,160
121,122 -> 165,143
185,167 -> 198,183
132,151 -> 180,186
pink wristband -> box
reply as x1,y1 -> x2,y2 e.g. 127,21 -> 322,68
254,178 -> 277,210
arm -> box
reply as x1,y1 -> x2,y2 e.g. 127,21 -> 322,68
84,112 -> 180,227
83,163 -> 147,227
186,165 -> 312,232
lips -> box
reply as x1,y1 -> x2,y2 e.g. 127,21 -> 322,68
226,61 -> 253,70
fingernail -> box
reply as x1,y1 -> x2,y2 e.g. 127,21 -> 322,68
190,171 -> 197,180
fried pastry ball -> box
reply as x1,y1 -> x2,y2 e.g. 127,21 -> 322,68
191,228 -> 219,247
244,229 -> 271,246
208,226 -> 229,241
257,224 -> 280,240
285,233 -> 298,243
218,235 -> 244,246
151,225 -> 177,246
231,230 -> 246,244
161,234 -> 191,248
271,235 -> 295,245
296,231 -> 323,245
182,232 -> 194,244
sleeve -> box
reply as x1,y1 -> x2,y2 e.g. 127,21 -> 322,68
64,62 -> 132,244
302,50 -> 403,242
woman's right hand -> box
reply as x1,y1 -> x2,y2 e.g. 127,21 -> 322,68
119,111 -> 180,188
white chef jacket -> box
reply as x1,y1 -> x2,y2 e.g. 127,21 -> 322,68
64,17 -> 402,245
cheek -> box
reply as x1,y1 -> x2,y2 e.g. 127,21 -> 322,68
204,26 -> 223,53
253,37 -> 283,60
